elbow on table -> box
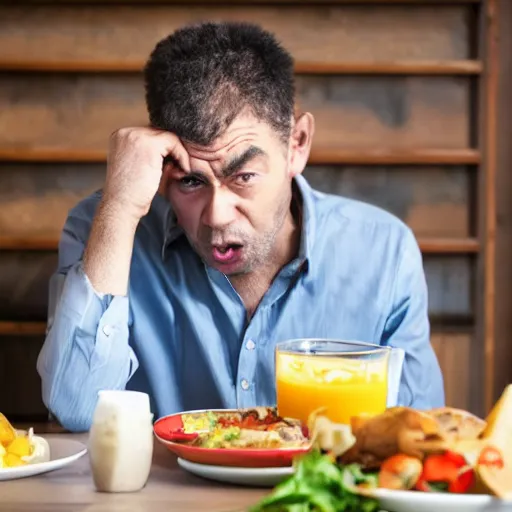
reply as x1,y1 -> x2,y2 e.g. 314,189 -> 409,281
46,400 -> 94,433
41,382 -> 95,433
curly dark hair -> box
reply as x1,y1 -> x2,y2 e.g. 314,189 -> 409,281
144,21 -> 295,146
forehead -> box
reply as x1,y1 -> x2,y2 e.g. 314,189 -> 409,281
183,111 -> 282,162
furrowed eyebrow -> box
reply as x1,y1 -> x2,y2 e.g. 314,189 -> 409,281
165,145 -> 266,177
220,145 -> 266,178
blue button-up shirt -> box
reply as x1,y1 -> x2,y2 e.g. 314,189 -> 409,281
37,175 -> 444,432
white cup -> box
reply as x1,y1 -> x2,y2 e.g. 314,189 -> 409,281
88,390 -> 154,493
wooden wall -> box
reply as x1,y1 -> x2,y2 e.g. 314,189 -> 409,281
0,0 -> 503,421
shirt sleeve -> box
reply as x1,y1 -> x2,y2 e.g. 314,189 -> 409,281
36,195 -> 139,432
381,228 -> 445,409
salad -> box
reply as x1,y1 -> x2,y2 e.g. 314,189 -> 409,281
250,385 -> 512,511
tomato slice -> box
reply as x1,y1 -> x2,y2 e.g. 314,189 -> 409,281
478,446 -> 504,469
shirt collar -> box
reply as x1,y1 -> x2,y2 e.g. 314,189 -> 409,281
161,174 -> 317,271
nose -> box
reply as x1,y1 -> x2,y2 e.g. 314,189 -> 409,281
201,186 -> 237,229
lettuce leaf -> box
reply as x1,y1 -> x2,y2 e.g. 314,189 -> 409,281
249,451 -> 380,512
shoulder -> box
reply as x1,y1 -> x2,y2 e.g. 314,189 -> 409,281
298,177 -> 422,282
309,185 -> 415,251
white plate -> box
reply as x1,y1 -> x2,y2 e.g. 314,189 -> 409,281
371,488 -> 512,512
178,458 -> 512,511
0,438 -> 87,481
177,458 -> 294,487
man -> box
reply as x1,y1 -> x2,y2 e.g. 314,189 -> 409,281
37,22 -> 444,432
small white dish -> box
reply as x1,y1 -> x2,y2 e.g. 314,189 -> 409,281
0,437 -> 87,481
372,488 -> 511,512
177,457 -> 294,487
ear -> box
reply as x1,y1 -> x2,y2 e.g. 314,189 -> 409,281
288,112 -> 315,178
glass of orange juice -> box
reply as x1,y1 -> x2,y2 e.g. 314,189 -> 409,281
275,339 -> 391,425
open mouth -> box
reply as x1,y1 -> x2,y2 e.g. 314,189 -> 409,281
212,244 -> 243,264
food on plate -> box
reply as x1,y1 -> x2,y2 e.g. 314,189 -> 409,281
473,384 -> 512,499
377,454 -> 423,490
0,413 -> 50,468
178,407 -> 309,449
251,385 -> 512,510
307,407 -> 356,457
339,407 -> 442,467
249,450 -> 381,512
427,407 -> 487,441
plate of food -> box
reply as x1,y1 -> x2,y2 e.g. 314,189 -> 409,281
0,413 -> 87,481
248,385 -> 512,512
153,406 -> 310,467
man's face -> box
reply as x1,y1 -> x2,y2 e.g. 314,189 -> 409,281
166,113 -> 301,275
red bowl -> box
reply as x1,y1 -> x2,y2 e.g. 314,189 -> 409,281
153,408 -> 311,468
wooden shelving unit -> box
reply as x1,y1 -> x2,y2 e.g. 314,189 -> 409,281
0,0 -> 501,419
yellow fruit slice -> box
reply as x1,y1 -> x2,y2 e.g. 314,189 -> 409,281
476,384 -> 512,499
0,413 -> 16,447
3,453 -> 26,467
6,435 -> 32,458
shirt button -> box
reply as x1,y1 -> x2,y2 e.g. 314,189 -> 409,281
102,324 -> 112,337
246,339 -> 256,350
241,379 -> 250,390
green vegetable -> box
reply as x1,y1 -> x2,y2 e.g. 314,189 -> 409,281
249,450 -> 380,512
426,481 -> 449,493
223,429 -> 241,441
207,411 -> 217,430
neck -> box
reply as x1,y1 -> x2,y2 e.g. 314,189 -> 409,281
229,200 -> 301,318
267,208 -> 301,274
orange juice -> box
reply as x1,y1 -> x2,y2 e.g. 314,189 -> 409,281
276,351 -> 389,425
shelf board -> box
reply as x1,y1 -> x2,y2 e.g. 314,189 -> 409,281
0,238 -> 58,251
0,236 -> 480,253
0,59 -> 482,76
0,148 -> 481,166
308,148 -> 481,165
0,321 -> 47,336
419,238 -> 480,254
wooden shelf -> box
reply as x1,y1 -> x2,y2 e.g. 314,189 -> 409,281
0,59 -> 482,76
0,236 -> 480,253
0,238 -> 59,251
0,149 -> 106,163
419,238 -> 480,254
297,61 -> 482,75
308,148 -> 481,165
0,148 -> 481,166
0,321 -> 47,336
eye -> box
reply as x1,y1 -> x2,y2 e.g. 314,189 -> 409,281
235,173 -> 255,184
178,176 -> 203,190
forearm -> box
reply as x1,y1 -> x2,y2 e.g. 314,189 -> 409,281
83,198 -> 139,296
38,264 -> 138,431
382,228 -> 445,409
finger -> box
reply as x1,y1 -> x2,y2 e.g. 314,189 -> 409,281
158,162 -> 173,197
155,132 -> 191,172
